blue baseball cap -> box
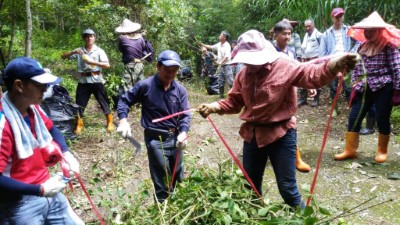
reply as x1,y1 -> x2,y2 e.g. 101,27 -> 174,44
3,57 -> 62,85
157,50 -> 181,67
82,29 -> 96,36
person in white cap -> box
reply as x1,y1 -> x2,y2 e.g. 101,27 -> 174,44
115,18 -> 154,91
198,30 -> 358,208
116,50 -> 191,203
0,57 -> 83,224
61,28 -> 114,134
334,11 -> 400,163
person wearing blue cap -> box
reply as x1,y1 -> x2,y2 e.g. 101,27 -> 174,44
61,28 -> 114,134
0,57 -> 83,224
116,50 -> 191,202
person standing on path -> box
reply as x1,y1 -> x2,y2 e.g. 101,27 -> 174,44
319,8 -> 354,117
198,30 -> 358,207
201,31 -> 234,99
116,50 -> 191,203
299,19 -> 323,107
0,57 -> 83,224
115,18 -> 154,91
273,20 -> 312,173
334,12 -> 400,163
61,28 -> 114,134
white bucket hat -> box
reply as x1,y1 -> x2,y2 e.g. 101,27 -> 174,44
230,30 -> 279,65
115,19 -> 141,33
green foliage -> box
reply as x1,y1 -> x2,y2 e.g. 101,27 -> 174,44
90,159 -> 336,224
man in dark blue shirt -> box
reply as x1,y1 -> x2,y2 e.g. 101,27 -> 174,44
116,50 -> 191,202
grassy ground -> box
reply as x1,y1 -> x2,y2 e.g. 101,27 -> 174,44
65,79 -> 399,224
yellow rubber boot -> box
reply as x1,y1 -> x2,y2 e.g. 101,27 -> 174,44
375,133 -> 390,163
106,114 -> 115,132
74,118 -> 84,134
296,147 -> 311,173
334,132 -> 359,160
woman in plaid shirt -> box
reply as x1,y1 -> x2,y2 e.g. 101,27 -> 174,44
335,12 -> 400,163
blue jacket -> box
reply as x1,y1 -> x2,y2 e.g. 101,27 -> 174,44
319,25 -> 353,57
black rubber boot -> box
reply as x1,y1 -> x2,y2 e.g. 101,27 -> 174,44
311,89 -> 321,107
360,114 -> 376,135
298,88 -> 308,106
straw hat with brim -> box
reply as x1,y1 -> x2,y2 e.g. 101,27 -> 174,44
115,19 -> 141,34
229,30 -> 280,65
348,11 -> 400,46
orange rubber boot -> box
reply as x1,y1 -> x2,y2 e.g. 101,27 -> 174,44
296,147 -> 311,173
106,114 -> 115,132
375,133 -> 390,163
74,118 -> 84,134
334,132 -> 359,160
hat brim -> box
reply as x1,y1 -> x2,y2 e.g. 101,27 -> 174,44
115,24 -> 141,34
332,12 -> 345,17
31,73 -> 62,85
229,47 -> 280,65
161,60 -> 181,67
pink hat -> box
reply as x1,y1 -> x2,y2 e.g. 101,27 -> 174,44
230,30 -> 279,65
347,11 -> 400,46
331,8 -> 344,17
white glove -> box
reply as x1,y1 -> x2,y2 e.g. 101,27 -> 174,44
176,132 -> 188,150
117,119 -> 132,138
41,173 -> 67,197
62,151 -> 80,174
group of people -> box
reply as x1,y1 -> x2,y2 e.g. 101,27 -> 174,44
1,9 -> 400,223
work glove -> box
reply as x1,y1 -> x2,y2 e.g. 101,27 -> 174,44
176,132 -> 188,150
41,173 -> 67,197
328,53 -> 359,74
197,102 -> 221,118
117,118 -> 132,138
392,90 -> 400,106
62,151 -> 80,174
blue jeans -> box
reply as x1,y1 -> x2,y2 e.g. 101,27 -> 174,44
242,129 -> 302,207
348,83 -> 393,134
0,193 -> 83,224
145,132 -> 183,202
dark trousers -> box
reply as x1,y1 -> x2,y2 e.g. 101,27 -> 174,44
242,129 -> 302,207
330,78 -> 352,101
144,131 -> 182,202
76,83 -> 111,116
348,84 -> 393,135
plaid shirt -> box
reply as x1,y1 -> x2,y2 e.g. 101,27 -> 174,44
352,44 -> 400,92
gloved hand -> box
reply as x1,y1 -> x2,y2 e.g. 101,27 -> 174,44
62,151 -> 80,174
72,48 -> 83,55
117,118 -> 132,138
176,132 -> 188,150
328,53 -> 359,74
197,102 -> 221,118
41,173 -> 67,197
392,90 -> 400,106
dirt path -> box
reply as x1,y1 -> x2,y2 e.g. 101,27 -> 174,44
72,84 -> 399,224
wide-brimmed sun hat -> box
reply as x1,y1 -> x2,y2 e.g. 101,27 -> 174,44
229,30 -> 279,65
115,19 -> 141,34
347,11 -> 400,46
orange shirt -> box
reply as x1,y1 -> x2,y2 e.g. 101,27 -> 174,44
218,58 -> 335,147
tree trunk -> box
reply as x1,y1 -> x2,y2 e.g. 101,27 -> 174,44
25,0 -> 32,57
8,0 -> 16,62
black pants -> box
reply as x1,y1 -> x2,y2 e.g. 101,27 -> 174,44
75,83 -> 111,116
144,129 -> 182,202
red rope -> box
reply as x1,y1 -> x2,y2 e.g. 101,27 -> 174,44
60,154 -> 105,224
169,135 -> 189,190
207,116 -> 266,205
306,69 -> 346,206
